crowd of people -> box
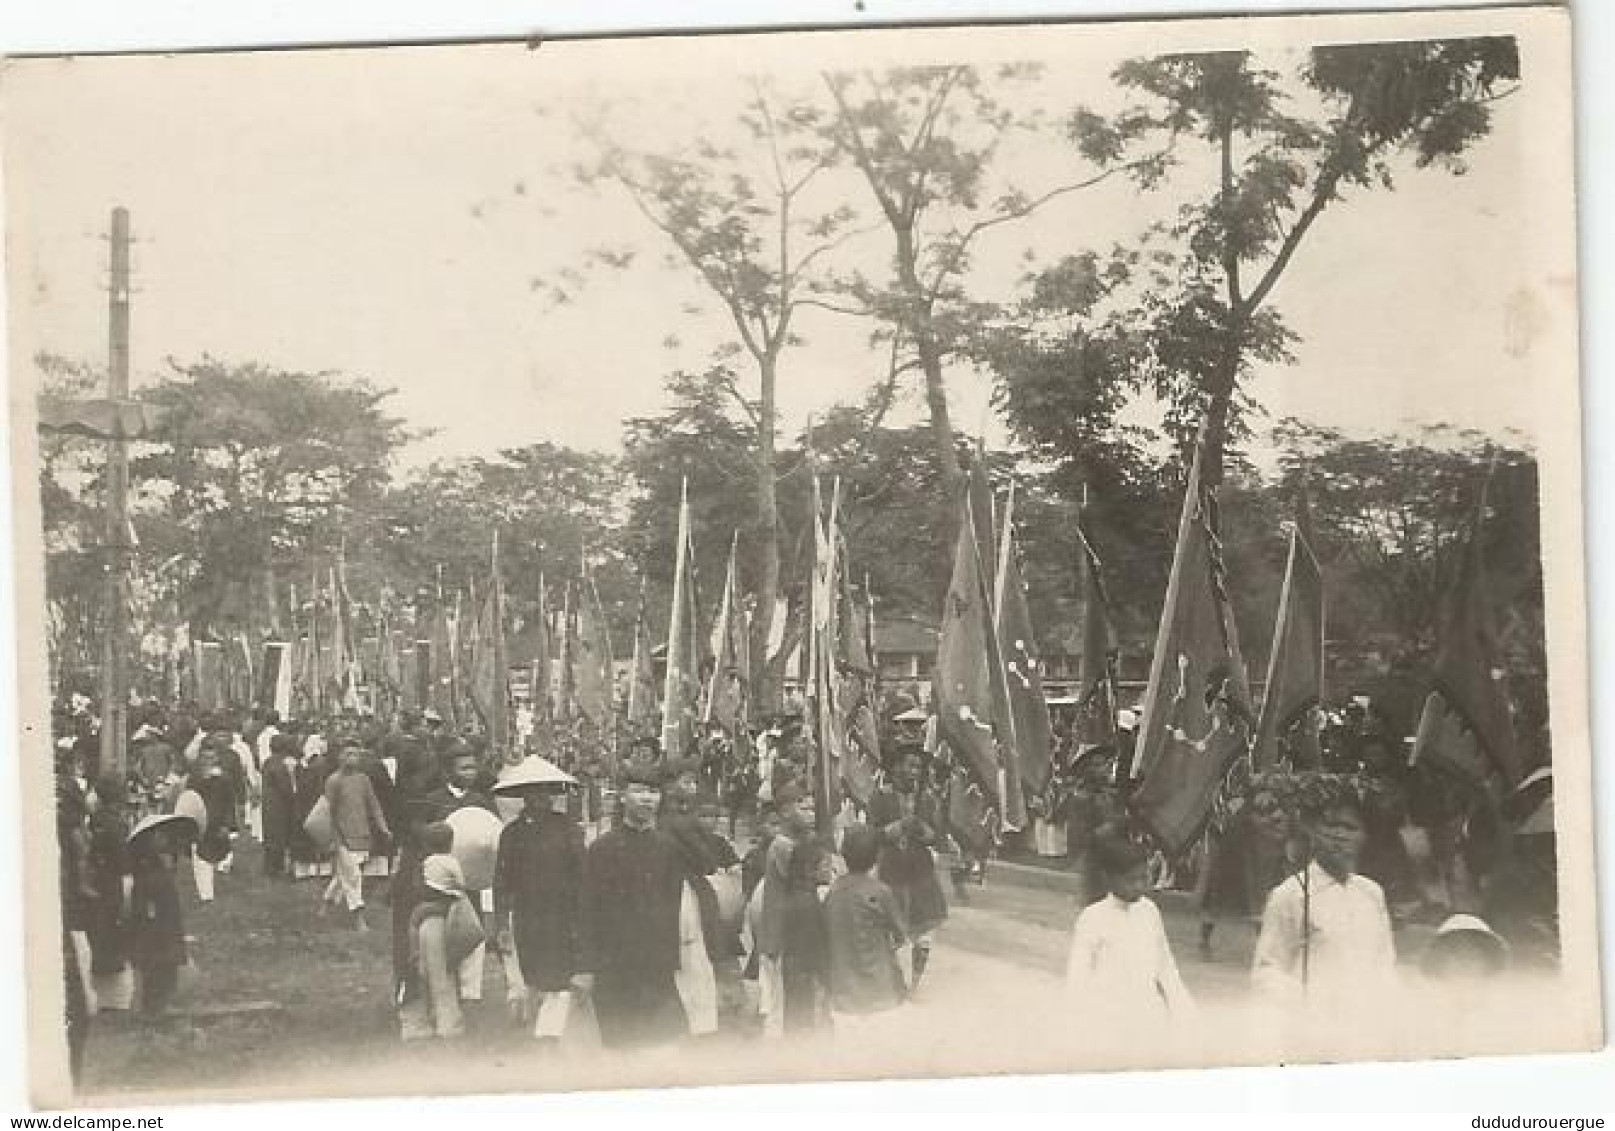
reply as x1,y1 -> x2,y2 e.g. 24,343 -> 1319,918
51,695 -> 961,1079
50,683 -> 1556,1085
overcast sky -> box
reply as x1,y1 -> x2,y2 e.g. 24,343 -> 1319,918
1,14 -> 1569,476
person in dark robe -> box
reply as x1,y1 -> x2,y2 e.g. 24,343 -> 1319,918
577,765 -> 688,1050
871,766 -> 948,993
128,817 -> 192,1020
289,728 -> 330,880
779,819 -> 833,1035
187,744 -> 238,904
85,773 -> 134,1012
754,782 -> 815,1038
492,764 -> 585,1046
57,759 -> 92,1080
260,733 -> 301,878
392,741 -> 495,1028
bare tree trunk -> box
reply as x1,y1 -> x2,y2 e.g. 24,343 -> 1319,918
751,355 -> 783,714
1201,322 -> 1245,487
896,225 -> 963,493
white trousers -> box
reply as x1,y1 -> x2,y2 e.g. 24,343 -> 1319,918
758,955 -> 786,1039
92,966 -> 136,1012
323,845 -> 367,911
458,942 -> 486,1002
532,991 -> 573,1039
192,855 -> 215,902
69,931 -> 97,1016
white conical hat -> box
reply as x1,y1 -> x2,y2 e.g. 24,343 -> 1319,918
492,756 -> 577,794
127,812 -> 198,845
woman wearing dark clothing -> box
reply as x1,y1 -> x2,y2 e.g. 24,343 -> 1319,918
188,749 -> 238,904
289,740 -> 330,880
780,831 -> 832,1034
85,774 -> 134,1011
260,733 -> 301,877
127,816 -> 192,1019
58,765 -> 91,1081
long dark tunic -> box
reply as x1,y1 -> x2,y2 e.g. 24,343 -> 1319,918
85,808 -> 130,974
875,817 -> 948,937
129,856 -> 185,972
493,810 -> 585,992
261,754 -> 299,857
191,772 -> 237,864
581,824 -> 687,1048
781,835 -> 831,1032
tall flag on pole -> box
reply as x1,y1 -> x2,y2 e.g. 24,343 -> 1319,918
377,612 -> 404,722
428,571 -> 457,727
805,474 -> 847,826
934,479 -> 1006,827
259,640 -> 294,718
626,576 -> 660,740
573,552 -> 616,727
470,531 -> 511,760
994,483 -> 1054,799
556,581 -> 576,721
1252,481 -> 1326,769
1075,492 -> 1120,759
705,532 -> 749,734
660,479 -> 702,760
294,568 -> 321,715
334,548 -> 363,712
973,462 -> 1024,832
834,531 -> 880,805
1410,470 -> 1520,791
531,571 -> 552,724
1129,431 -> 1255,857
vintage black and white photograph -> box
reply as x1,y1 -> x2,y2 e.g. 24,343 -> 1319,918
1,3 -> 1597,1109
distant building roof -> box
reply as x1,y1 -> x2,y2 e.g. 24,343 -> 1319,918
873,613 -> 939,655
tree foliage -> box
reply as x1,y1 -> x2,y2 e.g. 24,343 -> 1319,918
1092,41 -> 1519,475
128,358 -> 416,636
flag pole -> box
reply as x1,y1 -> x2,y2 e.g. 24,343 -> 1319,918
660,478 -> 690,760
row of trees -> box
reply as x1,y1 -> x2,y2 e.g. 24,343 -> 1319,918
39,348 -> 1541,737
37,41 -> 1536,740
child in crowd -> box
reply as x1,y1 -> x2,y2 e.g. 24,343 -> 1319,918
1064,837 -> 1194,1039
399,822 -> 479,1040
826,823 -> 908,1034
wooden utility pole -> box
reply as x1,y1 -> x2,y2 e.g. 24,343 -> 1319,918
100,207 -> 133,776
37,209 -> 170,775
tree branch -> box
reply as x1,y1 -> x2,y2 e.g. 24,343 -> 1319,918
1219,112 -> 1244,312
823,74 -> 905,230
921,156 -> 1157,305
1238,163 -> 1341,317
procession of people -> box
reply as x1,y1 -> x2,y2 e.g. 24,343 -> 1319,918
51,641 -> 1556,1087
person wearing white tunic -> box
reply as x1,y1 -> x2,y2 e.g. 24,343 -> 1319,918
1252,796 -> 1398,1012
1065,839 -> 1194,1038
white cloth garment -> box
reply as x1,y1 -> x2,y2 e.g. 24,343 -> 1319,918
191,854 -> 215,902
1252,862 -> 1399,1010
323,844 -> 367,911
255,725 -> 279,770
458,943 -> 486,1002
69,931 -> 97,1016
532,991 -> 573,1039
1065,894 -> 1194,1033
674,881 -> 718,1035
